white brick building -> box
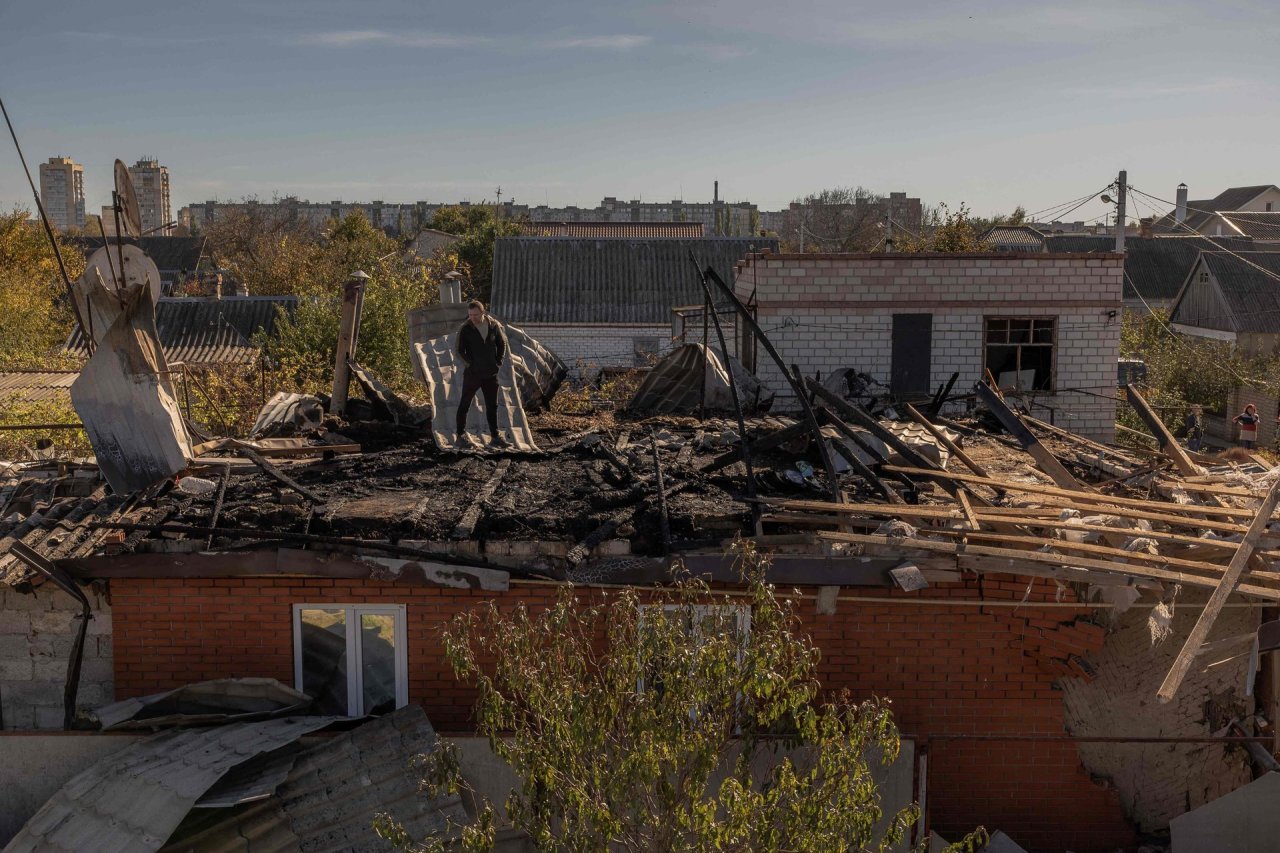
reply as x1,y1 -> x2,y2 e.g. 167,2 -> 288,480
733,252 -> 1125,441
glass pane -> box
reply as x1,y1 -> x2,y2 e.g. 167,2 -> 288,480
361,613 -> 398,715
985,319 -> 1008,343
1008,319 -> 1031,343
300,608 -> 348,714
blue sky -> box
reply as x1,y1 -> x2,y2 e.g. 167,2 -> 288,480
1,0 -> 1277,222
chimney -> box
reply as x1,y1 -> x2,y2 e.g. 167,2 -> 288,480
1139,217 -> 1153,239
1175,183 -> 1188,226
714,180 -> 719,204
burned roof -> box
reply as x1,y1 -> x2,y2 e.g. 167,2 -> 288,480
490,237 -> 776,324
65,295 -> 296,365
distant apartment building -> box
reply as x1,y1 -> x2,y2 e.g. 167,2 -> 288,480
38,157 -> 85,231
127,159 -> 172,235
758,192 -> 922,249
179,191 -> 764,237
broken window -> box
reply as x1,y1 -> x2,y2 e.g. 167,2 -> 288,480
293,604 -> 407,716
636,604 -> 751,693
984,317 -> 1056,392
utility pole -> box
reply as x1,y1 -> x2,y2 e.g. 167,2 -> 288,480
1114,170 -> 1127,253
884,209 -> 895,252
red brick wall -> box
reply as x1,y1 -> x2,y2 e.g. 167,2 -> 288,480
112,575 -> 1137,852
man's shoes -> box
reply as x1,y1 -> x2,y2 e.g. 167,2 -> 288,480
457,433 -> 481,450
489,435 -> 511,449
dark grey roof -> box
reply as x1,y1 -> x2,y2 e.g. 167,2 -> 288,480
66,296 -> 296,365
523,221 -> 706,238
1043,234 -> 1114,253
1218,211 -> 1280,241
0,370 -> 78,406
1123,236 -> 1255,303
490,237 -> 776,324
1192,251 -> 1280,333
70,236 -> 208,276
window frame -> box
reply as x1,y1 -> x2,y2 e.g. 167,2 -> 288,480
636,603 -> 751,692
292,603 -> 409,716
983,316 -> 1058,393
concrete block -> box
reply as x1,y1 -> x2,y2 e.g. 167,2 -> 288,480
0,659 -> 33,680
87,613 -> 112,636
79,658 -> 113,682
0,590 -> 47,612
96,637 -> 113,658
0,635 -> 32,657
0,611 -> 31,635
34,658 -> 69,681
34,706 -> 65,730
30,611 -> 76,634
1,680 -> 61,708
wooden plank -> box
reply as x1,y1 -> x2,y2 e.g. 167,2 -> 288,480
1124,383 -> 1201,477
880,466 -> 1263,521
228,440 -> 360,458
451,458 -> 512,540
1157,478 -> 1280,703
815,531 -> 1280,602
904,403 -> 992,480
975,382 -> 1083,490
238,447 -> 326,505
1023,415 -> 1142,464
956,490 -> 980,530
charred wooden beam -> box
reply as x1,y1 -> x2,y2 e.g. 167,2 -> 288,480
451,458 -> 512,540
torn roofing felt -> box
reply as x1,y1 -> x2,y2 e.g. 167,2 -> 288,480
69,282 -> 191,494
625,343 -> 773,415
5,715 -> 342,853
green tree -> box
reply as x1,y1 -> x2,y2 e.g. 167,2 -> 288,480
897,203 -> 992,253
379,546 -> 985,852
429,205 -> 527,303
0,208 -> 83,370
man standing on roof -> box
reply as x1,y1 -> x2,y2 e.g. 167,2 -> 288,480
1233,403 -> 1260,449
455,300 -> 510,449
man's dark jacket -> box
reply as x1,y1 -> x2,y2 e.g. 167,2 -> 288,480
456,319 -> 507,377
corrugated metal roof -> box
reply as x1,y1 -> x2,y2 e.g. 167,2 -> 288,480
981,225 -> 1045,250
65,296 -> 296,365
491,237 -> 776,324
1122,236 -> 1255,303
1196,251 -> 1280,333
70,236 -> 208,277
1043,234 -> 1114,253
6,715 -> 341,853
1219,211 -> 1280,241
161,705 -> 467,852
1153,186 -> 1280,233
524,221 -> 706,238
0,371 -> 78,406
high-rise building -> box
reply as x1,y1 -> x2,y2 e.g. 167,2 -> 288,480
38,156 -> 85,231
128,158 -> 172,235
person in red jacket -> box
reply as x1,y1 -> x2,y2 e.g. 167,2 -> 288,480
1232,403 -> 1260,449
455,300 -> 510,449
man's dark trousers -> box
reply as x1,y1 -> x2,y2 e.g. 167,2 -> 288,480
456,372 -> 499,439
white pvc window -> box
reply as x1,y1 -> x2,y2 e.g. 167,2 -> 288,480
292,604 -> 408,716
636,604 -> 751,692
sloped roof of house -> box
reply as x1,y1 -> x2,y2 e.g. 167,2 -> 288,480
0,370 -> 78,407
1154,185 -> 1280,234
523,221 -> 706,239
1171,251 -> 1280,333
1218,211 -> 1280,241
1124,236 -> 1254,304
66,295 -> 296,365
70,236 -> 208,275
490,237 -> 776,324
1043,234 -> 1114,253
980,225 -> 1045,250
